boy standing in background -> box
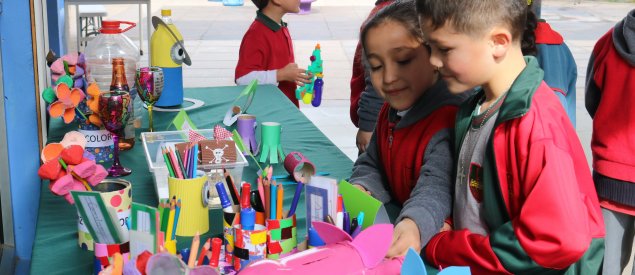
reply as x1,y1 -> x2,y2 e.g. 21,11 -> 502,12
235,0 -> 310,107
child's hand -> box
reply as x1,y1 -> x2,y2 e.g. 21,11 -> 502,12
356,130 -> 373,153
440,221 -> 452,232
277,63 -> 311,85
386,218 -> 420,258
353,184 -> 371,195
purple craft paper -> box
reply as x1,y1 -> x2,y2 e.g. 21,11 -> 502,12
237,115 -> 259,156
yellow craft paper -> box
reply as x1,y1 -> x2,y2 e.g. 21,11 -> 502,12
251,230 -> 267,245
168,176 -> 209,236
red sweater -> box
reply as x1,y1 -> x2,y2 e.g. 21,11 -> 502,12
375,104 -> 458,203
236,12 -> 298,106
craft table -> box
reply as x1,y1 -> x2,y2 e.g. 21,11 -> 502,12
30,85 -> 354,274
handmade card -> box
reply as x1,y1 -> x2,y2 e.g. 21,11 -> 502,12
168,109 -> 198,131
71,191 -> 126,244
305,176 -> 338,231
130,203 -> 159,257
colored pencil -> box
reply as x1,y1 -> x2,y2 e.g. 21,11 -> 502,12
276,182 -> 283,220
188,232 -> 200,268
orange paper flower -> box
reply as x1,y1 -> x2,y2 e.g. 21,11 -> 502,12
86,82 -> 102,127
48,82 -> 85,123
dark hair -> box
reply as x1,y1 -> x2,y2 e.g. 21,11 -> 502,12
252,0 -> 269,10
415,0 -> 528,42
521,9 -> 538,56
360,0 -> 423,53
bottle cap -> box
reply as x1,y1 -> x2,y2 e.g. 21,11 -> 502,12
161,9 -> 172,16
240,208 -> 255,230
215,182 -> 232,209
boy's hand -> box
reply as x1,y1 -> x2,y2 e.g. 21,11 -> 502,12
386,218 -> 420,258
277,63 -> 311,85
440,222 -> 452,232
356,130 -> 373,153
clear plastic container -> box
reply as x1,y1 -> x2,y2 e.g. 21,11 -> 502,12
85,21 -> 142,143
141,130 -> 248,209
84,21 -> 140,93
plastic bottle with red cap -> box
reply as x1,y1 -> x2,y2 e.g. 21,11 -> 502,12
84,21 -> 141,150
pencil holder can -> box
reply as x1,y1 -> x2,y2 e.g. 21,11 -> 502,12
79,179 -> 132,251
93,241 -> 130,274
167,175 -> 210,236
222,205 -> 240,265
233,224 -> 267,271
266,214 -> 297,259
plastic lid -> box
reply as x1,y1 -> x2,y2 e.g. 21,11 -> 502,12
240,208 -> 255,230
161,9 -> 172,16
100,20 -> 135,34
215,182 -> 232,209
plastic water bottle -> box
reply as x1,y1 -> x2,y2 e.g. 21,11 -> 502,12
85,21 -> 140,150
151,9 -> 187,107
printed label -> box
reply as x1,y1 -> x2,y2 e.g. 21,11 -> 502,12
79,129 -> 114,147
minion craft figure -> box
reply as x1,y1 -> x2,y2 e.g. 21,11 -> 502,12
151,9 -> 191,107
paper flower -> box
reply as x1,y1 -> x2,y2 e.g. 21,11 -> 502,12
86,82 -> 102,127
48,82 -> 86,124
50,53 -> 86,89
37,131 -> 107,204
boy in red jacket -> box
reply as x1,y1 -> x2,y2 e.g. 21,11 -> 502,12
586,9 -> 635,275
417,0 -> 605,273
235,0 -> 310,107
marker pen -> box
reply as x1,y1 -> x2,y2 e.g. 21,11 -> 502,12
215,182 -> 234,213
240,183 -> 255,230
210,237 -> 222,268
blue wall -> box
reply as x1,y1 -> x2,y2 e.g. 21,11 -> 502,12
47,0 -> 66,55
1,0 -> 41,260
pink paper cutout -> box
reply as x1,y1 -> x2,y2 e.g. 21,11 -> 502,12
350,223 -> 394,268
311,221 -> 352,244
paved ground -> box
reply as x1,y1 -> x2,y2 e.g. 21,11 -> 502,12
67,0 -> 635,273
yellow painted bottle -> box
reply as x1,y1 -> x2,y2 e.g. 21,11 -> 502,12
151,9 -> 186,106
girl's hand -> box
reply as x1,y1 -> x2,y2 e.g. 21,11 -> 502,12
356,130 -> 373,153
386,218 -> 421,258
353,184 -> 371,195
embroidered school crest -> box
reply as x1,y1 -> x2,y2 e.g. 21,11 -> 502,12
469,163 -> 483,203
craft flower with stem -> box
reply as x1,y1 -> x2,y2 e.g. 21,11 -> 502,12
47,81 -> 86,123
37,131 -> 108,204
42,52 -> 103,127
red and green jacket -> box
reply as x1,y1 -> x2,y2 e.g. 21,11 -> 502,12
425,57 -> 605,274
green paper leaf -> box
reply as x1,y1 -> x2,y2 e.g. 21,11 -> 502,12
42,87 -> 57,103
56,75 -> 73,87
63,61 -> 71,76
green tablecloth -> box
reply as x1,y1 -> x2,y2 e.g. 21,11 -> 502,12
30,85 -> 354,274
